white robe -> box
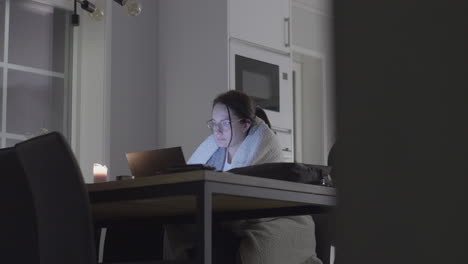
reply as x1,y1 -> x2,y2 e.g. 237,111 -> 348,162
188,117 -> 283,170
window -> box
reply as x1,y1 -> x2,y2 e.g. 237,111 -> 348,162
0,0 -> 72,147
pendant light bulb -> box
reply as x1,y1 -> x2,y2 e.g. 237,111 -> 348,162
124,0 -> 142,16
88,6 -> 104,21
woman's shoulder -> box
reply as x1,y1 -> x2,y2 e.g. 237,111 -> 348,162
241,120 -> 283,164
251,121 -> 279,144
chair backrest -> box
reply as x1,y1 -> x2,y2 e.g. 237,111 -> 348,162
313,213 -> 335,264
15,132 -> 96,264
312,141 -> 338,264
255,106 -> 272,129
0,147 -> 39,263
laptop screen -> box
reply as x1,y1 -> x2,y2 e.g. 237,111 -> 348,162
126,147 -> 186,177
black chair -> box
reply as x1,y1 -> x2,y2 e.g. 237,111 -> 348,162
0,147 -> 39,264
255,106 -> 272,129
313,213 -> 335,264
102,225 -> 164,262
312,141 -> 339,264
15,132 -> 97,264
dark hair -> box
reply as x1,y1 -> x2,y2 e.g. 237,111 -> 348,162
212,90 -> 256,124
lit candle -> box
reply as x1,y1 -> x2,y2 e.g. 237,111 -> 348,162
93,163 -> 108,183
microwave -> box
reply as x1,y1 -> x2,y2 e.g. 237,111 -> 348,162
229,40 -> 293,130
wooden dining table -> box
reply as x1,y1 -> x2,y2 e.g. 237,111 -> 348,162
87,170 -> 336,264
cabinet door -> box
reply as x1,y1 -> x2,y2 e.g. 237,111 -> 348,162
229,0 -> 290,53
273,127 -> 294,162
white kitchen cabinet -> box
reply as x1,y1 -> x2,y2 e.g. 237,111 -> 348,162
272,126 -> 294,162
229,0 -> 291,53
291,1 -> 331,55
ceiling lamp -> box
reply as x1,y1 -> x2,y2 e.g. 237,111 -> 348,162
72,0 -> 142,27
113,0 -> 142,17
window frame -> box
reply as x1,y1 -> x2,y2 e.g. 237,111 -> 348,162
4,0 -> 112,182
0,0 -> 72,146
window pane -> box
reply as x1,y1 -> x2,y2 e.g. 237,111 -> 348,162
0,0 -> 4,61
6,138 -> 21,148
6,69 -> 65,135
9,0 -> 67,72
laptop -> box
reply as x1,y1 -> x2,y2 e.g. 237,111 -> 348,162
126,147 -> 214,177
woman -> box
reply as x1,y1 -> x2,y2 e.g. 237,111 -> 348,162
166,90 -> 322,264
188,90 -> 281,171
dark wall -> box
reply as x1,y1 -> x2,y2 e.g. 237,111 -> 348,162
334,0 -> 468,263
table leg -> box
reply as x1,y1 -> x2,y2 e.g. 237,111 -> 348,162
97,227 -> 107,263
196,185 -> 212,264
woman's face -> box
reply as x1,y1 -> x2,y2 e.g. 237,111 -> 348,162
210,103 -> 250,148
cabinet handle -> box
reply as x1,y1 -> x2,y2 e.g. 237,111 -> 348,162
272,126 -> 292,134
284,17 -> 290,47
282,147 -> 292,152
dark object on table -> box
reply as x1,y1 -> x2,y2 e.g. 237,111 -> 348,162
116,175 -> 135,181
228,162 -> 333,186
157,163 -> 216,175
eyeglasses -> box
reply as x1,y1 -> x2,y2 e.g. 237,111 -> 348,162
207,119 -> 243,132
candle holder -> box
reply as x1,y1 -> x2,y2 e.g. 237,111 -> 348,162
93,163 -> 108,183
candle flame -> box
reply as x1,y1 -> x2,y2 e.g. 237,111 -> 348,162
93,163 -> 108,176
